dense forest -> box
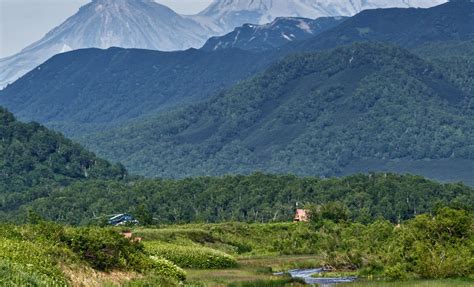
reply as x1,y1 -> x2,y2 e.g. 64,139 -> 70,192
2,105 -> 472,226
0,107 -> 126,215
8,173 -> 473,226
85,43 -> 473,180
0,47 -> 272,137
292,0 -> 474,52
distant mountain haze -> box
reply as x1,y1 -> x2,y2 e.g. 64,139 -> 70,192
0,0 -> 446,88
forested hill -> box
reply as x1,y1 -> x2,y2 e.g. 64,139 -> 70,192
0,47 -> 271,136
0,107 -> 126,214
291,0 -> 474,52
85,43 -> 473,182
1,1 -> 473,140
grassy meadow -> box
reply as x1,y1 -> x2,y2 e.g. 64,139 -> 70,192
0,207 -> 472,286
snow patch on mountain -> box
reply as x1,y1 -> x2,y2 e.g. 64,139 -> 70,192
197,0 -> 447,32
0,0 -> 211,88
0,0 -> 448,88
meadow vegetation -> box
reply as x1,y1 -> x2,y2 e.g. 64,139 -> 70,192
0,204 -> 472,286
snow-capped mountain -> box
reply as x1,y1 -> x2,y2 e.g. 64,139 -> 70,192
0,0 -> 211,88
202,16 -> 346,52
197,0 -> 447,32
0,0 -> 448,88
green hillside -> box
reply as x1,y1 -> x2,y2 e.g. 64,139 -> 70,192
293,1 -> 474,52
0,107 -> 126,217
0,48 -> 270,137
84,43 -> 473,181
2,1 -> 473,141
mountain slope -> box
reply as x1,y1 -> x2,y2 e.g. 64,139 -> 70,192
198,0 -> 446,33
84,43 -> 474,183
293,0 -> 474,51
0,48 -> 271,136
0,0 -> 448,88
202,16 -> 346,52
0,0 -> 211,88
1,1 -> 473,140
0,107 -> 127,213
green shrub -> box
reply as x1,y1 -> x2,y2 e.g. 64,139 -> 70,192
391,208 -> 474,279
149,257 -> 186,281
383,263 -> 408,280
134,228 -> 215,244
146,243 -> 237,269
0,260 -> 66,287
62,227 -> 145,271
0,239 -> 67,285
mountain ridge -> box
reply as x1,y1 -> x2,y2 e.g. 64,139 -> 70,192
0,0 -> 211,89
0,0 -> 447,88
198,0 -> 447,33
202,16 -> 346,51
1,1 -> 473,138
83,43 -> 474,184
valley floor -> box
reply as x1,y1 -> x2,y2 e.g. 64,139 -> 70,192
1,215 -> 472,286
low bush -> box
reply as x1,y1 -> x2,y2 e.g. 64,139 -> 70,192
135,228 -> 215,243
0,238 -> 67,286
0,260 -> 66,287
146,243 -> 237,269
149,257 -> 186,281
62,227 -> 146,271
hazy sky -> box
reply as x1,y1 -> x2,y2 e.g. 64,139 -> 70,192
0,0 -> 213,58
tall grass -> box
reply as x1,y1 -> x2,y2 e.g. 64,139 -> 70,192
146,242 -> 237,269
0,238 -> 67,285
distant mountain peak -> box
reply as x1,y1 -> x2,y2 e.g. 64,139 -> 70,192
0,0 -> 210,89
202,16 -> 346,51
0,0 -> 448,88
199,0 -> 448,31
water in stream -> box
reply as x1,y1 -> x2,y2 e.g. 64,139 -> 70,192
276,268 -> 357,286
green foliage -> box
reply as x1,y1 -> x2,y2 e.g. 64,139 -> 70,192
133,204 -> 154,226
308,201 -> 350,227
146,242 -> 237,269
138,208 -> 473,280
84,43 -> 474,183
0,227 -> 68,286
148,257 -> 186,281
387,208 -> 474,279
0,260 -> 65,287
0,107 -> 127,216
14,173 -> 473,225
0,48 -> 268,139
0,224 -> 188,285
62,227 -> 146,271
